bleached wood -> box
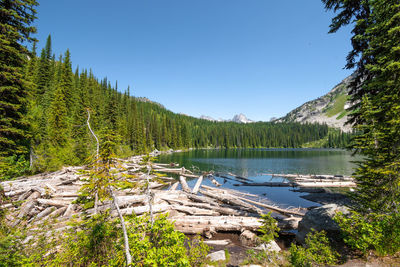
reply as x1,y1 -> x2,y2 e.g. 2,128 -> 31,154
192,176 -> 203,194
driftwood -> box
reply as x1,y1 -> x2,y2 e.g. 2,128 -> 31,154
199,189 -> 262,214
179,176 -> 191,193
169,182 -> 179,191
236,196 -> 305,217
192,176 -> 203,194
2,154 -> 309,240
172,215 -> 262,234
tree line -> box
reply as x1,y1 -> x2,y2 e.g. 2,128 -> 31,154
1,29 -> 350,174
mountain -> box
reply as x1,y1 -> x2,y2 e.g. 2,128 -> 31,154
276,75 -> 354,132
200,114 -> 254,123
232,113 -> 254,124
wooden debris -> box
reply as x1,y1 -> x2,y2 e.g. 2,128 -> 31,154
192,176 -> 203,194
169,182 -> 179,191
179,176 -> 191,193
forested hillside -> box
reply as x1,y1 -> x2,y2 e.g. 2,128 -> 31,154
1,33 -> 349,176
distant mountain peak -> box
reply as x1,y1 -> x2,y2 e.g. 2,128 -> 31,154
200,113 -> 254,123
232,113 -> 254,124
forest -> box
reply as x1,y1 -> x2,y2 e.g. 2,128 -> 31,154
2,32 -> 351,176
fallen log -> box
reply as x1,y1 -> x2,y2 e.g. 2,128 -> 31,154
199,189 -> 262,214
179,176 -> 191,193
169,182 -> 179,191
113,203 -> 171,216
171,215 -> 262,235
192,176 -> 203,194
37,199 -> 71,207
236,196 -> 305,217
171,205 -> 220,216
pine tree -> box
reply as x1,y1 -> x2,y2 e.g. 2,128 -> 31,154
323,0 -> 400,212
0,0 -> 38,157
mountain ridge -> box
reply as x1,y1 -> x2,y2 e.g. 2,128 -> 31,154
276,75 -> 354,132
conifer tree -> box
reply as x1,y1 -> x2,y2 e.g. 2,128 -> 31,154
0,0 -> 38,157
323,0 -> 400,211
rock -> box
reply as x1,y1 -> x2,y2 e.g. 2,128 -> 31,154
255,241 -> 281,252
240,230 -> 260,247
296,203 -> 350,244
207,250 -> 226,262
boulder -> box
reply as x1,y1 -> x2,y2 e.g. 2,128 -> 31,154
255,240 -> 281,252
240,230 -> 260,247
207,250 -> 226,262
296,204 -> 349,244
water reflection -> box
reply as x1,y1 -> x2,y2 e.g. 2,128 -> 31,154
157,149 -> 359,208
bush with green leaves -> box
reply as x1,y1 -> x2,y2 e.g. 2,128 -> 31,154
187,235 -> 211,267
259,212 -> 280,243
289,229 -> 339,267
335,211 -> 400,256
0,155 -> 30,180
241,249 -> 283,266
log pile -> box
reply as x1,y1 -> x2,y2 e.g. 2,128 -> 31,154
1,157 -> 306,239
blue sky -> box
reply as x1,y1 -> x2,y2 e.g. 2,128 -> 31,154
34,0 -> 353,121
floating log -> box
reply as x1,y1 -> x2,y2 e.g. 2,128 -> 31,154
236,182 -> 293,187
294,181 -> 356,188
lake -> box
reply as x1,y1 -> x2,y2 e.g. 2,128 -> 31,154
156,149 -> 359,208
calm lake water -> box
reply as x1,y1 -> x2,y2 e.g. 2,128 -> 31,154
156,149 -> 359,208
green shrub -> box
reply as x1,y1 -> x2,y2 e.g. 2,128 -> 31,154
241,249 -> 283,266
289,230 -> 339,267
187,235 -> 210,267
259,212 -> 280,243
335,211 -> 400,256
0,155 -> 30,180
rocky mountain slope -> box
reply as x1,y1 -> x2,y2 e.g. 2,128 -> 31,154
277,75 -> 354,132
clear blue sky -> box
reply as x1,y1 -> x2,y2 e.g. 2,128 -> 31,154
34,0 -> 353,121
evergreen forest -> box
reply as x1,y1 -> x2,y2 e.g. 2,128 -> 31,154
1,32 -> 350,176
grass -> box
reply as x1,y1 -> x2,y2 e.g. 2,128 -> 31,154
324,93 -> 349,118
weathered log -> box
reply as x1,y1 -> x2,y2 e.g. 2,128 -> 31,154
18,200 -> 37,219
294,181 -> 356,188
171,215 -> 262,235
164,198 -> 243,216
192,176 -> 203,194
236,196 -> 305,217
184,192 -> 220,207
45,183 -> 57,193
179,176 -> 191,193
112,203 -> 170,216
35,207 -> 56,221
26,191 -> 41,201
37,198 -> 70,207
171,205 -> 220,216
203,240 -> 231,246
48,207 -> 67,219
17,190 -> 33,201
237,182 -> 293,187
63,204 -> 76,217
169,182 -> 179,191
199,189 -> 262,214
